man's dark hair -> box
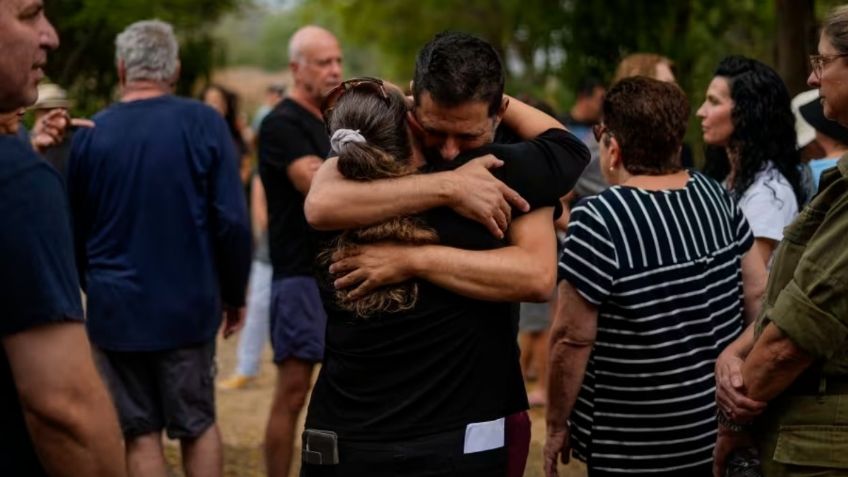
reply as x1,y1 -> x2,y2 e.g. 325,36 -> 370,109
412,31 -> 504,116
575,77 -> 604,99
602,76 -> 689,175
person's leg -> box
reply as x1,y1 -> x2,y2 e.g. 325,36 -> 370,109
92,348 -> 166,477
158,341 -> 219,477
505,411 -> 531,477
265,358 -> 315,477
527,330 -> 549,406
265,276 -> 328,477
518,332 -> 534,379
126,432 -> 168,477
181,424 -> 223,477
220,261 -> 273,390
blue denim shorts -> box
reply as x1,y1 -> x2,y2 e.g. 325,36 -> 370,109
270,276 -> 327,363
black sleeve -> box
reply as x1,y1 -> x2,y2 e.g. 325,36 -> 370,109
457,128 -> 590,216
258,112 -> 320,172
0,159 -> 84,336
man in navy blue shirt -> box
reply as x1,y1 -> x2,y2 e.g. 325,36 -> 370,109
68,20 -> 251,477
0,0 -> 126,476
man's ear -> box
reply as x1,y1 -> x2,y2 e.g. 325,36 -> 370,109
170,60 -> 181,87
406,110 -> 425,137
493,96 -> 509,129
117,59 -> 127,86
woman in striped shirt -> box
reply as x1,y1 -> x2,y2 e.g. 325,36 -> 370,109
544,77 -> 767,477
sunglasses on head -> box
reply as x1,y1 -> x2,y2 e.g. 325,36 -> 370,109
592,123 -> 611,142
321,77 -> 389,127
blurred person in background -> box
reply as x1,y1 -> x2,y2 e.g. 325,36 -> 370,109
252,83 -> 285,134
218,173 -> 272,391
561,78 -> 606,199
202,83 -> 252,185
613,52 -> 676,84
699,56 -> 804,266
799,92 -> 848,192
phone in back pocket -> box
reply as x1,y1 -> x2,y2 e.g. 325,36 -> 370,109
302,429 -> 339,465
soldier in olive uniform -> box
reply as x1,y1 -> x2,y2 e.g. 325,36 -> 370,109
714,6 -> 848,476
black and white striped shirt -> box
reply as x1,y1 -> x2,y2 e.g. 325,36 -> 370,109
558,171 -> 754,474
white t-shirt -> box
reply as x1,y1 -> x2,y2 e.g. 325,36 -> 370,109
737,162 -> 798,242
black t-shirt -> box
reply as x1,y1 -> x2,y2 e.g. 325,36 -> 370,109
306,128 -> 589,441
258,98 -> 331,278
0,135 -> 84,475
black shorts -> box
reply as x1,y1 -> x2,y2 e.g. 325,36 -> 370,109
94,340 -> 216,439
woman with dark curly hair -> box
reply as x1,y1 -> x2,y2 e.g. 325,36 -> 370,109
698,56 -> 803,265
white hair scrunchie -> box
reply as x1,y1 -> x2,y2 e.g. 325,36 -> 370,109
330,128 -> 367,153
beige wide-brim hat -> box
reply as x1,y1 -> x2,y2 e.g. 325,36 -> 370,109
32,83 -> 71,110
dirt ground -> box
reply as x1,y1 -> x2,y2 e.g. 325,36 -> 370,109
162,334 -> 586,477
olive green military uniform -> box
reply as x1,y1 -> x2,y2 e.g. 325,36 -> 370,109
753,154 -> 848,476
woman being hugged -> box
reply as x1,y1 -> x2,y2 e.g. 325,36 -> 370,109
699,56 -> 804,265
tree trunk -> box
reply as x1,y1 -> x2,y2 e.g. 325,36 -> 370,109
776,0 -> 816,96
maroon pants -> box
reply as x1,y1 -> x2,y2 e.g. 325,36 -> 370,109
505,411 -> 531,477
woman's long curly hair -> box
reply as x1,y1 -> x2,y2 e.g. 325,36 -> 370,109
703,56 -> 804,207
318,84 -> 438,319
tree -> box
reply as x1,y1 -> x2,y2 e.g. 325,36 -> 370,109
44,0 -> 247,115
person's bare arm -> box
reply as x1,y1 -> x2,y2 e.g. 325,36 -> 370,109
250,174 -> 268,236
741,323 -> 815,402
500,95 -> 565,139
305,155 -> 529,238
3,322 -> 126,477
752,237 -> 777,267
288,155 -> 324,196
330,207 -> 557,302
544,280 -> 598,477
740,249 -> 766,325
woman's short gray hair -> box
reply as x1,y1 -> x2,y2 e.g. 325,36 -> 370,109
115,20 -> 179,83
823,5 -> 848,55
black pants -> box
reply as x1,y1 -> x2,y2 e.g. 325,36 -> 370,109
301,428 -> 506,477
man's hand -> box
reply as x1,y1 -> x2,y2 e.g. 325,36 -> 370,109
713,427 -> 753,477
222,306 -> 245,339
30,108 -> 94,153
715,348 -> 767,422
329,243 -> 416,300
447,155 -> 529,238
543,424 -> 571,477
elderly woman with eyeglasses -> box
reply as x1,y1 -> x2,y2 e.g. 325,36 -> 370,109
543,77 -> 767,477
713,6 -> 848,477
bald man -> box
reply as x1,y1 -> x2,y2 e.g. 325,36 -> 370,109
257,25 -> 342,477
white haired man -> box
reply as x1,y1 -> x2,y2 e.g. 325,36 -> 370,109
0,0 -> 126,476
67,19 -> 252,477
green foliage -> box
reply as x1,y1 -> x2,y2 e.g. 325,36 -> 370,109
44,0 -> 247,116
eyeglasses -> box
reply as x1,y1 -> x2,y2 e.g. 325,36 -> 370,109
321,77 -> 389,124
809,53 -> 848,79
592,123 -> 611,142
